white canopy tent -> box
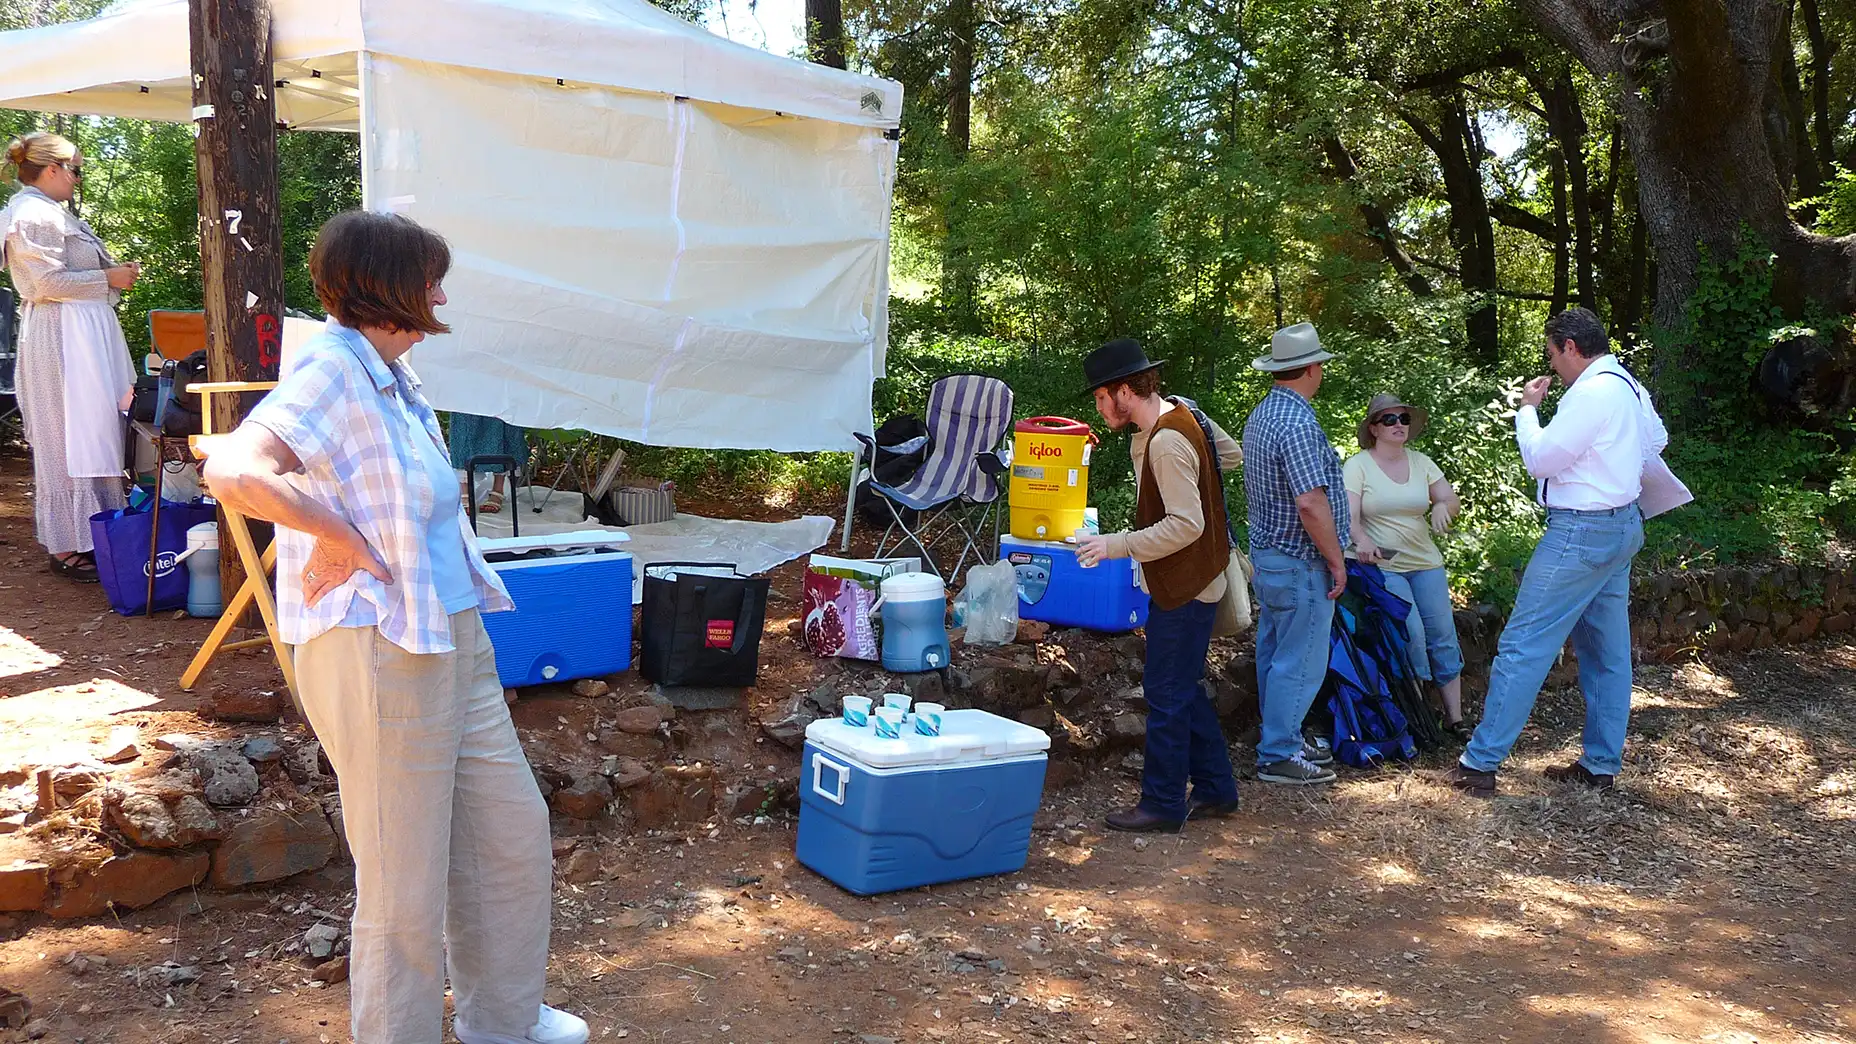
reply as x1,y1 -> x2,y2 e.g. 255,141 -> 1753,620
0,0 -> 901,452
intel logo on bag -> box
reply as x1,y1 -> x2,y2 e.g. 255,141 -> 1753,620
143,551 -> 180,578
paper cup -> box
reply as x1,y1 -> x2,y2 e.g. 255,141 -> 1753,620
841,695 -> 872,728
913,702 -> 945,736
874,706 -> 905,739
882,693 -> 912,715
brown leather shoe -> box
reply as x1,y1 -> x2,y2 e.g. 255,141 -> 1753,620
1104,807 -> 1184,834
1185,798 -> 1241,821
1544,761 -> 1615,790
1439,762 -> 1497,798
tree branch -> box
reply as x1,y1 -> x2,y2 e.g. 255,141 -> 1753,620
1491,199 -> 1565,241
1395,48 -> 1531,93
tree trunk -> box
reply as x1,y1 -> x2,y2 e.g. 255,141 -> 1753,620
805,0 -> 847,69
1405,97 -> 1499,366
1519,0 -> 1856,339
940,0 -> 978,331
1799,0 -> 1840,173
191,0 -> 284,625
1323,136 -> 1434,297
1550,148 -> 1571,312
1530,66 -> 1597,308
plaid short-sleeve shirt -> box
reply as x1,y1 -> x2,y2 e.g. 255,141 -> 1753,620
1241,385 -> 1351,560
248,319 -> 513,654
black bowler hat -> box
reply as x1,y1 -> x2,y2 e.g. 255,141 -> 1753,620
1083,338 -> 1164,393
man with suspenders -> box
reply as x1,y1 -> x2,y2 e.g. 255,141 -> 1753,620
1444,308 -> 1669,796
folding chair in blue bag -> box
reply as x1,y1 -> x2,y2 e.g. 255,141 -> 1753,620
855,374 -> 1014,580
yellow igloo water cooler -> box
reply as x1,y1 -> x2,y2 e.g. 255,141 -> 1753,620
1009,416 -> 1093,540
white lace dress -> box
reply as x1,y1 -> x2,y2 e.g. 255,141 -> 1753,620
5,189 -> 129,554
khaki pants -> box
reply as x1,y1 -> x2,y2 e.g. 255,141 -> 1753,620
295,610 -> 552,1043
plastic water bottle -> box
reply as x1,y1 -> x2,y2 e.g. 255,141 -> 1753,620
177,522 -> 222,618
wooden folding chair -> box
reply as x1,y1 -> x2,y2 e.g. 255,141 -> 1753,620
178,381 -> 294,700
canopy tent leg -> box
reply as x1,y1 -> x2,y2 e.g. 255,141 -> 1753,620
840,450 -> 859,551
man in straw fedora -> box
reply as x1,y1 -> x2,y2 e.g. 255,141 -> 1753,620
1241,322 -> 1348,785
1075,338 -> 1243,833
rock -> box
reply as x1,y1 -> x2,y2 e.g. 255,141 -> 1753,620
550,776 -> 614,820
504,688 -> 519,706
952,654 -> 1051,714
652,684 -> 741,711
613,705 -> 669,735
1108,712 -> 1147,744
312,956 -> 350,985
724,783 -> 773,818
106,792 -> 224,849
136,962 -> 203,987
304,922 -> 343,959
50,765 -> 107,800
189,745 -> 262,807
571,678 -> 612,698
153,734 -> 205,754
207,688 -> 285,723
625,766 -> 715,830
1823,613 -> 1853,635
607,757 -> 652,791
46,849 -> 210,918
1043,760 -> 1083,791
1119,751 -> 1145,777
283,741 -> 326,785
209,804 -> 338,889
0,814 -> 25,835
596,730 -> 665,760
760,696 -> 820,749
560,848 -> 602,885
1015,705 -> 1055,730
98,726 -> 140,765
240,737 -> 283,766
858,1036 -> 898,1044
326,804 -> 352,864
1016,619 -> 1050,644
0,987 -> 25,1029
0,860 -> 50,912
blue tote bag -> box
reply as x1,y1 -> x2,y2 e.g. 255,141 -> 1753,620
89,499 -> 218,616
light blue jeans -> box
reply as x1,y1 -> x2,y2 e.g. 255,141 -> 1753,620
1379,567 -> 1463,685
1463,504 -> 1644,776
1251,546 -> 1337,765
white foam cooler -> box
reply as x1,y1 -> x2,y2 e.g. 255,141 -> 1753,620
478,531 -> 632,688
797,709 -> 1050,895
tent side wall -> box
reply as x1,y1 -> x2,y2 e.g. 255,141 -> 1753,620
362,54 -> 895,452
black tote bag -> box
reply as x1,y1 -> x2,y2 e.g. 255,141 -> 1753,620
640,562 -> 771,687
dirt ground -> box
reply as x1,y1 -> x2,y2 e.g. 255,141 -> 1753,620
0,457 -> 1850,1044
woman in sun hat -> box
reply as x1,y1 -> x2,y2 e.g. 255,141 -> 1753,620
1343,392 -> 1471,740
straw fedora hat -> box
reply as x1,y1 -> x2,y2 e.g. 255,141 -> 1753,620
1357,392 -> 1428,448
1252,322 -> 1336,372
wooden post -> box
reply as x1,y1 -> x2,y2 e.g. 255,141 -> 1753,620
190,0 -> 285,625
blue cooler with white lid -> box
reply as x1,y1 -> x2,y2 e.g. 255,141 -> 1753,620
1001,534 -> 1148,632
478,531 -> 632,688
797,709 -> 1050,895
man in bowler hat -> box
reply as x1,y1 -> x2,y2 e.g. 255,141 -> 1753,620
1076,338 -> 1243,832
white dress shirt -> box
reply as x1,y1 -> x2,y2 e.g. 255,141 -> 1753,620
1515,354 -> 1669,511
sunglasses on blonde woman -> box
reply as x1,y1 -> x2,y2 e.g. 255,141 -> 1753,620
1375,412 -> 1411,427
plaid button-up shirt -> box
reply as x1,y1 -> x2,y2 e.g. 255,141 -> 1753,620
1241,385 -> 1350,560
248,319 -> 513,654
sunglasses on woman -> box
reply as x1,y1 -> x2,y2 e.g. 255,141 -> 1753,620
1375,412 -> 1412,427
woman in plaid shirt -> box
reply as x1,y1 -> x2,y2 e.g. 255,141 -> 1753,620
198,212 -> 587,1044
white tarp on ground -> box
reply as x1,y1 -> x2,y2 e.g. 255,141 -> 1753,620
0,0 -> 900,452
471,488 -> 834,603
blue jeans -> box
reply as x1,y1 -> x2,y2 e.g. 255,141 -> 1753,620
1138,597 -> 1238,820
1251,547 -> 1337,765
1379,567 -> 1463,685
1463,504 -> 1644,775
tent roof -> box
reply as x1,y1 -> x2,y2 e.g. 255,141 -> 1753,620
0,0 -> 902,130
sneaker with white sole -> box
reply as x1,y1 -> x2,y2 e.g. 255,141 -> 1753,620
1256,754 -> 1338,785
455,1005 -> 590,1044
1301,740 -> 1334,767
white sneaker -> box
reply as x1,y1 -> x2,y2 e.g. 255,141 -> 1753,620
455,1005 -> 590,1044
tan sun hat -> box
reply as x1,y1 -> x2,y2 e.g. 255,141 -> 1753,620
1357,393 -> 1428,448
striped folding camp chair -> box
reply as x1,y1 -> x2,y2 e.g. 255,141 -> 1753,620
856,373 -> 1014,580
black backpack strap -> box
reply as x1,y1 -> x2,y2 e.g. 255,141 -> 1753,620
1172,396 -> 1239,549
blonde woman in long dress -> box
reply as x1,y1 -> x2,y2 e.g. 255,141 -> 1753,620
1,132 -> 140,582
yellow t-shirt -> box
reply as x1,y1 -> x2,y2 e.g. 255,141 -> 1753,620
1342,449 -> 1446,573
